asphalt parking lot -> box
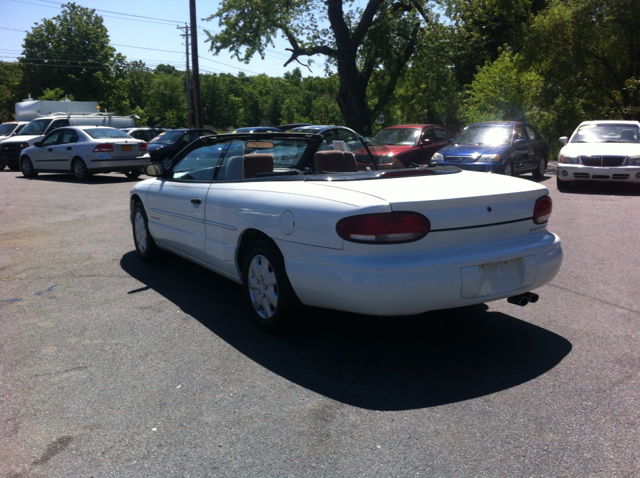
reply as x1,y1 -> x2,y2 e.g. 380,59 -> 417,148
1,166 -> 639,477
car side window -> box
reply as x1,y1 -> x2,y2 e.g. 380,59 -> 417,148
515,125 -> 528,141
59,129 -> 78,144
50,120 -> 70,131
172,142 -> 230,181
423,128 -> 438,142
41,131 -> 62,147
525,125 -> 537,141
320,129 -> 341,150
433,128 -> 450,143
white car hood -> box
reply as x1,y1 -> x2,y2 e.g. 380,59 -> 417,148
560,142 -> 640,157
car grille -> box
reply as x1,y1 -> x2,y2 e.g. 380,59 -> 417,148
579,155 -> 625,166
445,156 -> 478,163
0,143 -> 21,154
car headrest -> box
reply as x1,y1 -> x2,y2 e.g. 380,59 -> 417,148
314,150 -> 358,172
244,153 -> 274,178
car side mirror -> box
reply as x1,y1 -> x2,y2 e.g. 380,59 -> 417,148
559,136 -> 568,145
421,139 -> 432,146
145,163 -> 164,177
33,141 -> 42,147
515,138 -> 527,145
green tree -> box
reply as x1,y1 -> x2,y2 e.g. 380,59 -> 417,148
441,0 -> 547,86
523,0 -> 640,121
145,73 -> 187,128
462,49 -> 543,124
0,62 -> 25,122
20,2 -> 126,110
204,0 -> 437,135
38,87 -> 69,101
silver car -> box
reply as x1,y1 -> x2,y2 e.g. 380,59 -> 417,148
19,126 -> 150,181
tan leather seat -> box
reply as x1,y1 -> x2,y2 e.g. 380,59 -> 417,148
314,150 -> 358,172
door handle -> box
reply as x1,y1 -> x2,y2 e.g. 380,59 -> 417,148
66,147 -> 72,150
191,198 -> 202,205
48,148 -> 53,151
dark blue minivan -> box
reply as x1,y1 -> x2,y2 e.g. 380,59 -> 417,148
431,121 -> 549,178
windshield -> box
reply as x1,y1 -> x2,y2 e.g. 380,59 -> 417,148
19,119 -> 52,136
85,128 -> 132,139
0,123 -> 17,135
455,124 -> 513,146
374,128 -> 421,146
149,131 -> 184,144
570,123 -> 640,143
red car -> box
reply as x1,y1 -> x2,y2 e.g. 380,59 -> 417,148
373,124 -> 454,166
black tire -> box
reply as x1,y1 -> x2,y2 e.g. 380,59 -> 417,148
556,175 -> 570,191
125,170 -> 142,179
503,160 -> 514,176
72,158 -> 92,181
242,240 -> 296,331
20,156 -> 38,178
132,202 -> 159,262
0,157 -> 6,171
532,156 -> 546,179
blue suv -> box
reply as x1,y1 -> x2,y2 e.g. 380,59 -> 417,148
431,121 -> 549,178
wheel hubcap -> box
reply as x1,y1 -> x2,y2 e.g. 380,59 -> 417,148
134,212 -> 147,253
75,161 -> 85,177
22,159 -> 32,174
247,254 -> 278,319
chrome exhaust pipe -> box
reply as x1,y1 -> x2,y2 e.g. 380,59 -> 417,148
507,292 -> 539,306
508,294 -> 529,306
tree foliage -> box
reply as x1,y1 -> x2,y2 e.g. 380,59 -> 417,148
204,0 -> 436,135
20,2 -> 126,112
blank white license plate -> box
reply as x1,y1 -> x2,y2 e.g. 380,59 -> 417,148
460,255 -> 536,299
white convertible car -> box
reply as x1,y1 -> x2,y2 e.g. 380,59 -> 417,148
130,131 -> 563,330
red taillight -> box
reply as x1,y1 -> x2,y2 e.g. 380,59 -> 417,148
93,143 -> 114,152
336,212 -> 431,244
139,142 -> 148,152
533,195 -> 552,224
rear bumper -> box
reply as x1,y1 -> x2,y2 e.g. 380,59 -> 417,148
279,231 -> 563,316
88,156 -> 149,173
557,164 -> 640,183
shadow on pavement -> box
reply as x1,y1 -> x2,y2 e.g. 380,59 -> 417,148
121,251 -> 572,411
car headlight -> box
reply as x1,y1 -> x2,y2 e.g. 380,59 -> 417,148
19,142 -> 30,150
480,154 -> 500,162
432,152 -> 443,161
626,155 -> 640,165
559,154 -> 579,164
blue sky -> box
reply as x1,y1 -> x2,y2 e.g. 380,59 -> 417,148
0,0 -> 324,78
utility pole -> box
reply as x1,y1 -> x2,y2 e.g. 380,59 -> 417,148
178,24 -> 192,128
190,0 -> 203,128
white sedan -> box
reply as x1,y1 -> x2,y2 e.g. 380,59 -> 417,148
20,126 -> 150,180
557,120 -> 640,190
130,131 -> 563,330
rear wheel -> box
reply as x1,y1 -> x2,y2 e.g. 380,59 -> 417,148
556,175 -> 570,191
132,202 -> 158,262
242,240 -> 296,331
125,171 -> 141,179
532,156 -> 547,179
72,158 -> 91,181
20,156 -> 38,178
503,160 -> 514,176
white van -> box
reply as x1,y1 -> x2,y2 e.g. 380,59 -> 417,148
0,113 -> 136,170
